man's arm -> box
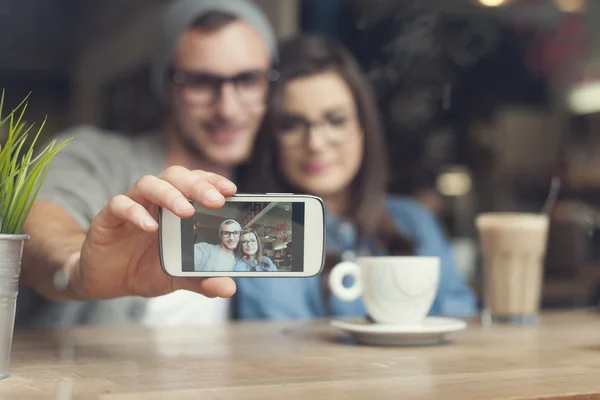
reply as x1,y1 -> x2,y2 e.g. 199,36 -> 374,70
20,201 -> 87,302
18,127 -> 124,302
21,167 -> 239,303
17,127 -> 238,303
194,242 -> 209,271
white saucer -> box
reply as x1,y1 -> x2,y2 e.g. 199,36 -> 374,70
330,317 -> 467,346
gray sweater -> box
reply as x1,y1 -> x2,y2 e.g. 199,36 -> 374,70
16,126 -> 167,328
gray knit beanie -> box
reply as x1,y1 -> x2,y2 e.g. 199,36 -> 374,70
151,0 -> 279,104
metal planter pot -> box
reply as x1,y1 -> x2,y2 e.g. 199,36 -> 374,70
0,234 -> 28,380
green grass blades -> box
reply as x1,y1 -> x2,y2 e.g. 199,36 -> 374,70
0,89 -> 72,234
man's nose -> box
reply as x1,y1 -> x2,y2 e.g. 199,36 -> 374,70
215,82 -> 243,120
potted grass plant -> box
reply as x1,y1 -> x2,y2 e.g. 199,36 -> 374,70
0,89 -> 71,379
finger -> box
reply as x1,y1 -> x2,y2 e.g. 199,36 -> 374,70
97,194 -> 159,230
160,167 -> 236,200
160,166 -> 236,195
192,170 -> 237,196
158,167 -> 229,210
170,277 -> 237,298
127,175 -> 195,219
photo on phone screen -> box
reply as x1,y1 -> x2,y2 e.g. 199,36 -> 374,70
181,201 -> 305,273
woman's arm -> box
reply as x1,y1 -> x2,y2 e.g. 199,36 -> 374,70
233,277 -> 320,319
387,197 -> 478,317
264,257 -> 278,272
233,259 -> 249,272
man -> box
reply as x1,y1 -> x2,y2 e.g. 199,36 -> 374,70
17,0 -> 278,327
194,219 -> 242,272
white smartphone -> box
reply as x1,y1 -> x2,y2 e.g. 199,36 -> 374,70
159,193 -> 326,277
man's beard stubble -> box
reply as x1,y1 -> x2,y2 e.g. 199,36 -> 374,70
172,119 -> 208,162
169,115 -> 253,181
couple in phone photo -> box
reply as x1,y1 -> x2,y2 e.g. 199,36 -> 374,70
194,219 -> 278,273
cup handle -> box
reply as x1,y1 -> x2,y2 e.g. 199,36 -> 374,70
328,261 -> 362,302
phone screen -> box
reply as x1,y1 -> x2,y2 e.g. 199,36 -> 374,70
181,201 -> 305,273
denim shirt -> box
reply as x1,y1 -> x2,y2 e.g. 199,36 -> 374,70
234,256 -> 278,272
233,196 -> 477,320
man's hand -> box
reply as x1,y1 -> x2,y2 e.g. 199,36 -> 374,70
67,166 -> 237,299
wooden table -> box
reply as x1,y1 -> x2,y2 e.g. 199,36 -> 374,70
2,310 -> 600,399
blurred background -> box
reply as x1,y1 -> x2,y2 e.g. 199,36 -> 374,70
2,0 -> 600,309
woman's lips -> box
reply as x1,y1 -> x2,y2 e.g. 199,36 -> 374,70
301,161 -> 331,174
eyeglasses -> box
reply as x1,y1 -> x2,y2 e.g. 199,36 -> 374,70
241,239 -> 258,246
276,112 -> 359,148
167,68 -> 274,108
222,231 -> 241,238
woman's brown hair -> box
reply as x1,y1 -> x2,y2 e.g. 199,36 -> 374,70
240,34 -> 414,257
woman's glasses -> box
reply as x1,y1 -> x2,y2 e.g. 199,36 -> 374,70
241,238 -> 258,246
276,111 -> 359,148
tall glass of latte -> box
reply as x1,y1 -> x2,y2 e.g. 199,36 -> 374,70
476,213 -> 549,324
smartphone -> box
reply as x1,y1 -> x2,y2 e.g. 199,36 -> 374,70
159,193 -> 326,277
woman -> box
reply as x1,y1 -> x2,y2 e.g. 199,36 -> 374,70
234,229 -> 278,272
234,34 -> 476,319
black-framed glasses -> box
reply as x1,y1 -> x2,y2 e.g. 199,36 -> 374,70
222,230 -> 241,238
241,238 -> 258,246
276,112 -> 359,148
167,68 -> 276,107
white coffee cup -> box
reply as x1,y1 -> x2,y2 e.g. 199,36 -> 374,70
328,256 -> 440,324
